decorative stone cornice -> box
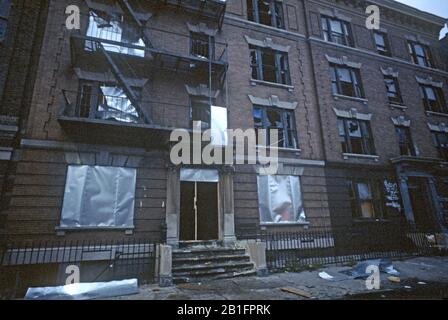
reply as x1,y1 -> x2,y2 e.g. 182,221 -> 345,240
185,84 -> 220,99
428,122 -> 448,133
391,116 -> 411,127
381,67 -> 399,78
325,55 -> 362,69
248,95 -> 298,110
333,107 -> 372,121
244,36 -> 290,52
187,23 -> 218,37
416,76 -> 443,88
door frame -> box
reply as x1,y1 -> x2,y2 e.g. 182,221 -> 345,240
165,166 -> 236,248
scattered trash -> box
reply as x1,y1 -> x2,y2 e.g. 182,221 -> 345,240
24,279 -> 139,300
340,259 -> 400,279
318,272 -> 334,281
404,286 -> 412,289
418,282 -> 427,285
281,287 -> 313,299
387,276 -> 401,283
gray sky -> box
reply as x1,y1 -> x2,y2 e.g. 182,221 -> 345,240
395,0 -> 448,38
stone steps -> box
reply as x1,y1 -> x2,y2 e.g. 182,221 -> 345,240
172,244 -> 256,284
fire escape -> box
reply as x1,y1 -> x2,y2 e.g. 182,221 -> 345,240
59,0 -> 228,148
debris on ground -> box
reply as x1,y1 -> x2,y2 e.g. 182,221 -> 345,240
318,272 -> 334,281
388,276 -> 401,283
340,259 -> 400,279
281,287 -> 313,299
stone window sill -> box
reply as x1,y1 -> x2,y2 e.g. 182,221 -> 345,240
343,153 -> 380,161
250,79 -> 294,92
55,226 -> 135,236
389,103 -> 408,110
260,221 -> 311,227
333,94 -> 368,105
426,111 -> 448,118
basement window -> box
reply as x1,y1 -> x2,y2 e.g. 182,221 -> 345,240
85,10 -> 145,57
60,166 -> 137,229
258,175 -> 307,224
0,0 -> 11,42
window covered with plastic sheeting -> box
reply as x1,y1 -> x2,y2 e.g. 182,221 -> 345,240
257,175 -> 307,224
60,166 -> 137,229
85,11 -> 145,57
98,85 -> 140,123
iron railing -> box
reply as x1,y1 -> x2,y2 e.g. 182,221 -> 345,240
245,226 -> 447,271
0,238 -> 158,299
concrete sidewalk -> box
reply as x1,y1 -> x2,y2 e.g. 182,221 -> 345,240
111,256 -> 448,300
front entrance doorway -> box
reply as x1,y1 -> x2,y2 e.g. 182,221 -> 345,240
179,168 -> 220,241
408,177 -> 437,231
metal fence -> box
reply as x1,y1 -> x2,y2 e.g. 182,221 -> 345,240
256,226 -> 447,271
0,238 -> 158,299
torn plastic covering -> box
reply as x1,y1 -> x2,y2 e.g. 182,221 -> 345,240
180,169 -> 219,183
24,279 -> 139,300
85,11 -> 145,57
340,259 -> 400,279
98,86 -> 139,123
257,175 -> 307,224
60,166 -> 136,228
211,106 -> 228,146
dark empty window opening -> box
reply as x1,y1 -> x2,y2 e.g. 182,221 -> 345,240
250,45 -> 291,85
190,32 -> 215,60
253,106 -> 298,149
384,76 -> 403,104
432,132 -> 448,161
0,0 -> 11,41
348,179 -> 385,220
420,85 -> 447,114
395,126 -> 415,157
321,16 -> 353,47
408,41 -> 434,68
331,65 -> 365,98
374,32 -> 391,56
247,0 -> 284,29
338,118 -> 375,155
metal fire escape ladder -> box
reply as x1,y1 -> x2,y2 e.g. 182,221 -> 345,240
118,0 -> 154,48
96,42 -> 153,124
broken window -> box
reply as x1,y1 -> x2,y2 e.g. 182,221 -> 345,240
253,106 -> 298,149
247,0 -> 284,29
85,10 -> 145,57
338,118 -> 375,155
321,15 -> 353,47
348,179 -> 385,220
330,65 -> 364,98
257,175 -> 307,224
0,0 -> 11,41
374,32 -> 391,56
384,76 -> 403,104
420,84 -> 447,114
432,131 -> 448,161
77,81 -> 141,123
250,45 -> 290,85
60,166 -> 136,229
395,126 -> 415,156
408,41 -> 433,68
190,32 -> 215,60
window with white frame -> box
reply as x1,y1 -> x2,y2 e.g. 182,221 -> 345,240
321,15 -> 353,47
257,175 -> 307,224
59,166 -> 137,229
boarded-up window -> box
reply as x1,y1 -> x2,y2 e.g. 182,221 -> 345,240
257,175 -> 306,224
60,166 -> 137,228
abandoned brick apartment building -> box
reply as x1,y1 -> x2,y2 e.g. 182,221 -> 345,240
0,0 -> 447,254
